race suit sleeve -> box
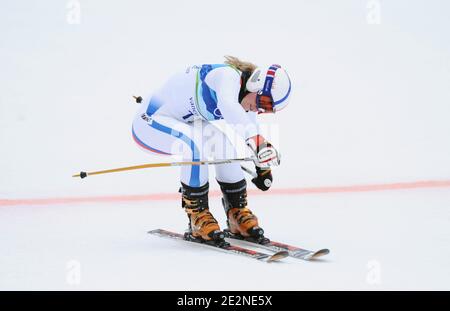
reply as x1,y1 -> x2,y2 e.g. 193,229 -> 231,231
205,66 -> 258,140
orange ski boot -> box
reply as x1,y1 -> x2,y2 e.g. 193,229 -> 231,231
218,179 -> 267,243
181,182 -> 226,245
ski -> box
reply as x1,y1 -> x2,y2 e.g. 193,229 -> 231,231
148,229 -> 288,263
224,230 -> 330,261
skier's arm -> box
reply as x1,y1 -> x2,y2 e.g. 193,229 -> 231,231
231,104 -> 273,190
208,68 -> 258,139
207,67 -> 280,169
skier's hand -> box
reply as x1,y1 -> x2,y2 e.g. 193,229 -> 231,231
251,167 -> 273,191
246,135 -> 280,168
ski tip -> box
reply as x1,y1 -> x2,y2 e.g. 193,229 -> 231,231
267,250 -> 289,262
148,229 -> 172,236
310,248 -> 330,260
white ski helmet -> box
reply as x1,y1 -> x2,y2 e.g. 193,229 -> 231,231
246,64 -> 291,113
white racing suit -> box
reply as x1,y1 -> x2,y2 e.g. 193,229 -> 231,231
132,64 -> 258,187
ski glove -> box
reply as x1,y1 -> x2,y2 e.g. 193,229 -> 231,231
251,167 -> 273,191
246,135 -> 280,168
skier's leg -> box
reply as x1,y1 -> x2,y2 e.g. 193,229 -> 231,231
180,181 -> 224,242
199,122 -> 265,240
198,121 -> 245,183
218,178 -> 265,240
133,114 -> 225,241
132,113 -> 209,187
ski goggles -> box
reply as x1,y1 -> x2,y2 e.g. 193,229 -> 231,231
256,64 -> 281,113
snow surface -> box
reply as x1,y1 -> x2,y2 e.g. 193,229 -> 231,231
1,0 -> 450,290
1,189 -> 450,290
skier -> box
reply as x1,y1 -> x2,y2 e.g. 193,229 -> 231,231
132,56 -> 291,246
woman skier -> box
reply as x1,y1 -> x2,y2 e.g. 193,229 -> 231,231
132,56 -> 291,246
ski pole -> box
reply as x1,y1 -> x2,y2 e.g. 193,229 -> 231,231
241,165 -> 258,178
72,157 -> 255,179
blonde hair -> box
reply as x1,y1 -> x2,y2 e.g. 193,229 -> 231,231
224,55 -> 257,73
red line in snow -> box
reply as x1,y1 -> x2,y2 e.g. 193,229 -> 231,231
1,180 -> 450,207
